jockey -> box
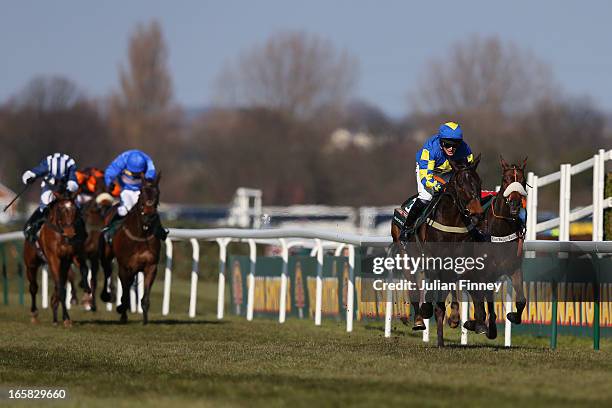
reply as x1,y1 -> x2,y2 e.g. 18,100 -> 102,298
103,149 -> 167,240
22,153 -> 85,242
403,122 -> 474,229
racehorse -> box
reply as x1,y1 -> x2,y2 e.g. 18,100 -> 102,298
463,156 -> 528,338
99,174 -> 163,324
74,167 -> 115,311
24,189 -> 90,326
391,155 -> 484,346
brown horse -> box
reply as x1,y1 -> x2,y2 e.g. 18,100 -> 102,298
391,156 -> 484,346
463,156 -> 528,338
24,190 -> 90,326
99,174 -> 163,324
74,167 -> 115,311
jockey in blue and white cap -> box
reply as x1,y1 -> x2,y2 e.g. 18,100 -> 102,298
103,149 -> 166,240
104,149 -> 156,217
403,122 -> 474,229
21,153 -> 83,242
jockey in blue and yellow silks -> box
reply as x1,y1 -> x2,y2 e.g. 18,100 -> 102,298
404,122 -> 474,227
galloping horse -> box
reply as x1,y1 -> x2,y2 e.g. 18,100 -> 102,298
75,167 -> 115,311
391,156 -> 484,346
24,189 -> 90,326
463,156 -> 528,338
99,174 -> 163,324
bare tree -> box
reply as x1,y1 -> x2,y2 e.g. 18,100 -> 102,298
0,76 -> 110,200
108,20 -> 180,148
214,31 -> 359,120
107,20 -> 183,200
411,35 -> 557,115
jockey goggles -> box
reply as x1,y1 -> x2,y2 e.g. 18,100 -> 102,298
440,139 -> 461,149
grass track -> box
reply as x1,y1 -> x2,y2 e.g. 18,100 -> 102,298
1,280 -> 611,407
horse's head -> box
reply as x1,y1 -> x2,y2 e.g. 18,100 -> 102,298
499,156 -> 528,217
136,172 -> 161,231
448,154 -> 483,225
50,190 -> 79,239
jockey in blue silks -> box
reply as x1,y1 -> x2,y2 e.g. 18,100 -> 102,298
21,153 -> 85,242
103,149 -> 167,240
403,122 -> 474,229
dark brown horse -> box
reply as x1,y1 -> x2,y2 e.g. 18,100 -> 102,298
99,174 -> 163,324
24,190 -> 90,326
463,156 -> 528,338
74,167 -> 115,311
391,156 -> 484,346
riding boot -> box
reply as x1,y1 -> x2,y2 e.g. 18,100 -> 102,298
103,211 -> 124,243
400,199 -> 428,239
151,214 -> 169,241
23,207 -> 48,243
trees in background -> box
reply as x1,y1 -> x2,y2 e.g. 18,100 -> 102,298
0,27 -> 609,208
0,76 -> 109,203
214,31 -> 358,122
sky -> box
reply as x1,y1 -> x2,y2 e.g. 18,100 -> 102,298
1,0 -> 612,118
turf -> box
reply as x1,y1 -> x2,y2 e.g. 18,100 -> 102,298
1,279 -> 611,408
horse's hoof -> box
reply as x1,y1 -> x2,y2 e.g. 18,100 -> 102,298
475,323 -> 487,335
117,304 -> 127,314
100,291 -> 111,303
63,320 -> 73,328
119,315 -> 128,324
53,321 -> 59,327
412,324 -> 426,331
448,318 -> 460,329
506,312 -> 522,325
463,320 -> 477,332
31,316 -> 40,324
70,297 -> 78,305
420,303 -> 434,319
487,325 -> 498,340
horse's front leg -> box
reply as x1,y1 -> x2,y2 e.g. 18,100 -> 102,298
464,290 -> 487,335
48,257 -> 61,325
99,236 -> 114,303
59,259 -> 72,327
507,267 -> 526,324
89,255 -> 98,312
116,266 -> 133,324
434,301 -> 446,347
24,245 -> 41,324
486,297 -> 497,340
141,263 -> 158,325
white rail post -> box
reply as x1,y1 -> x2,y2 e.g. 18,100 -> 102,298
130,280 -> 137,313
314,239 -> 323,326
346,245 -> 355,333
189,238 -> 200,318
65,281 -> 72,310
278,238 -> 288,324
216,238 -> 230,320
504,279 -> 512,347
246,239 -> 256,321
162,238 -> 173,316
384,267 -> 393,338
596,149 -> 606,241
559,164 -> 571,242
41,266 -> 48,309
526,172 -> 535,240
460,289 -> 469,345
137,271 -> 144,314
105,276 -> 112,311
423,316 -> 430,343
592,153 -> 601,241
116,275 -> 122,308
